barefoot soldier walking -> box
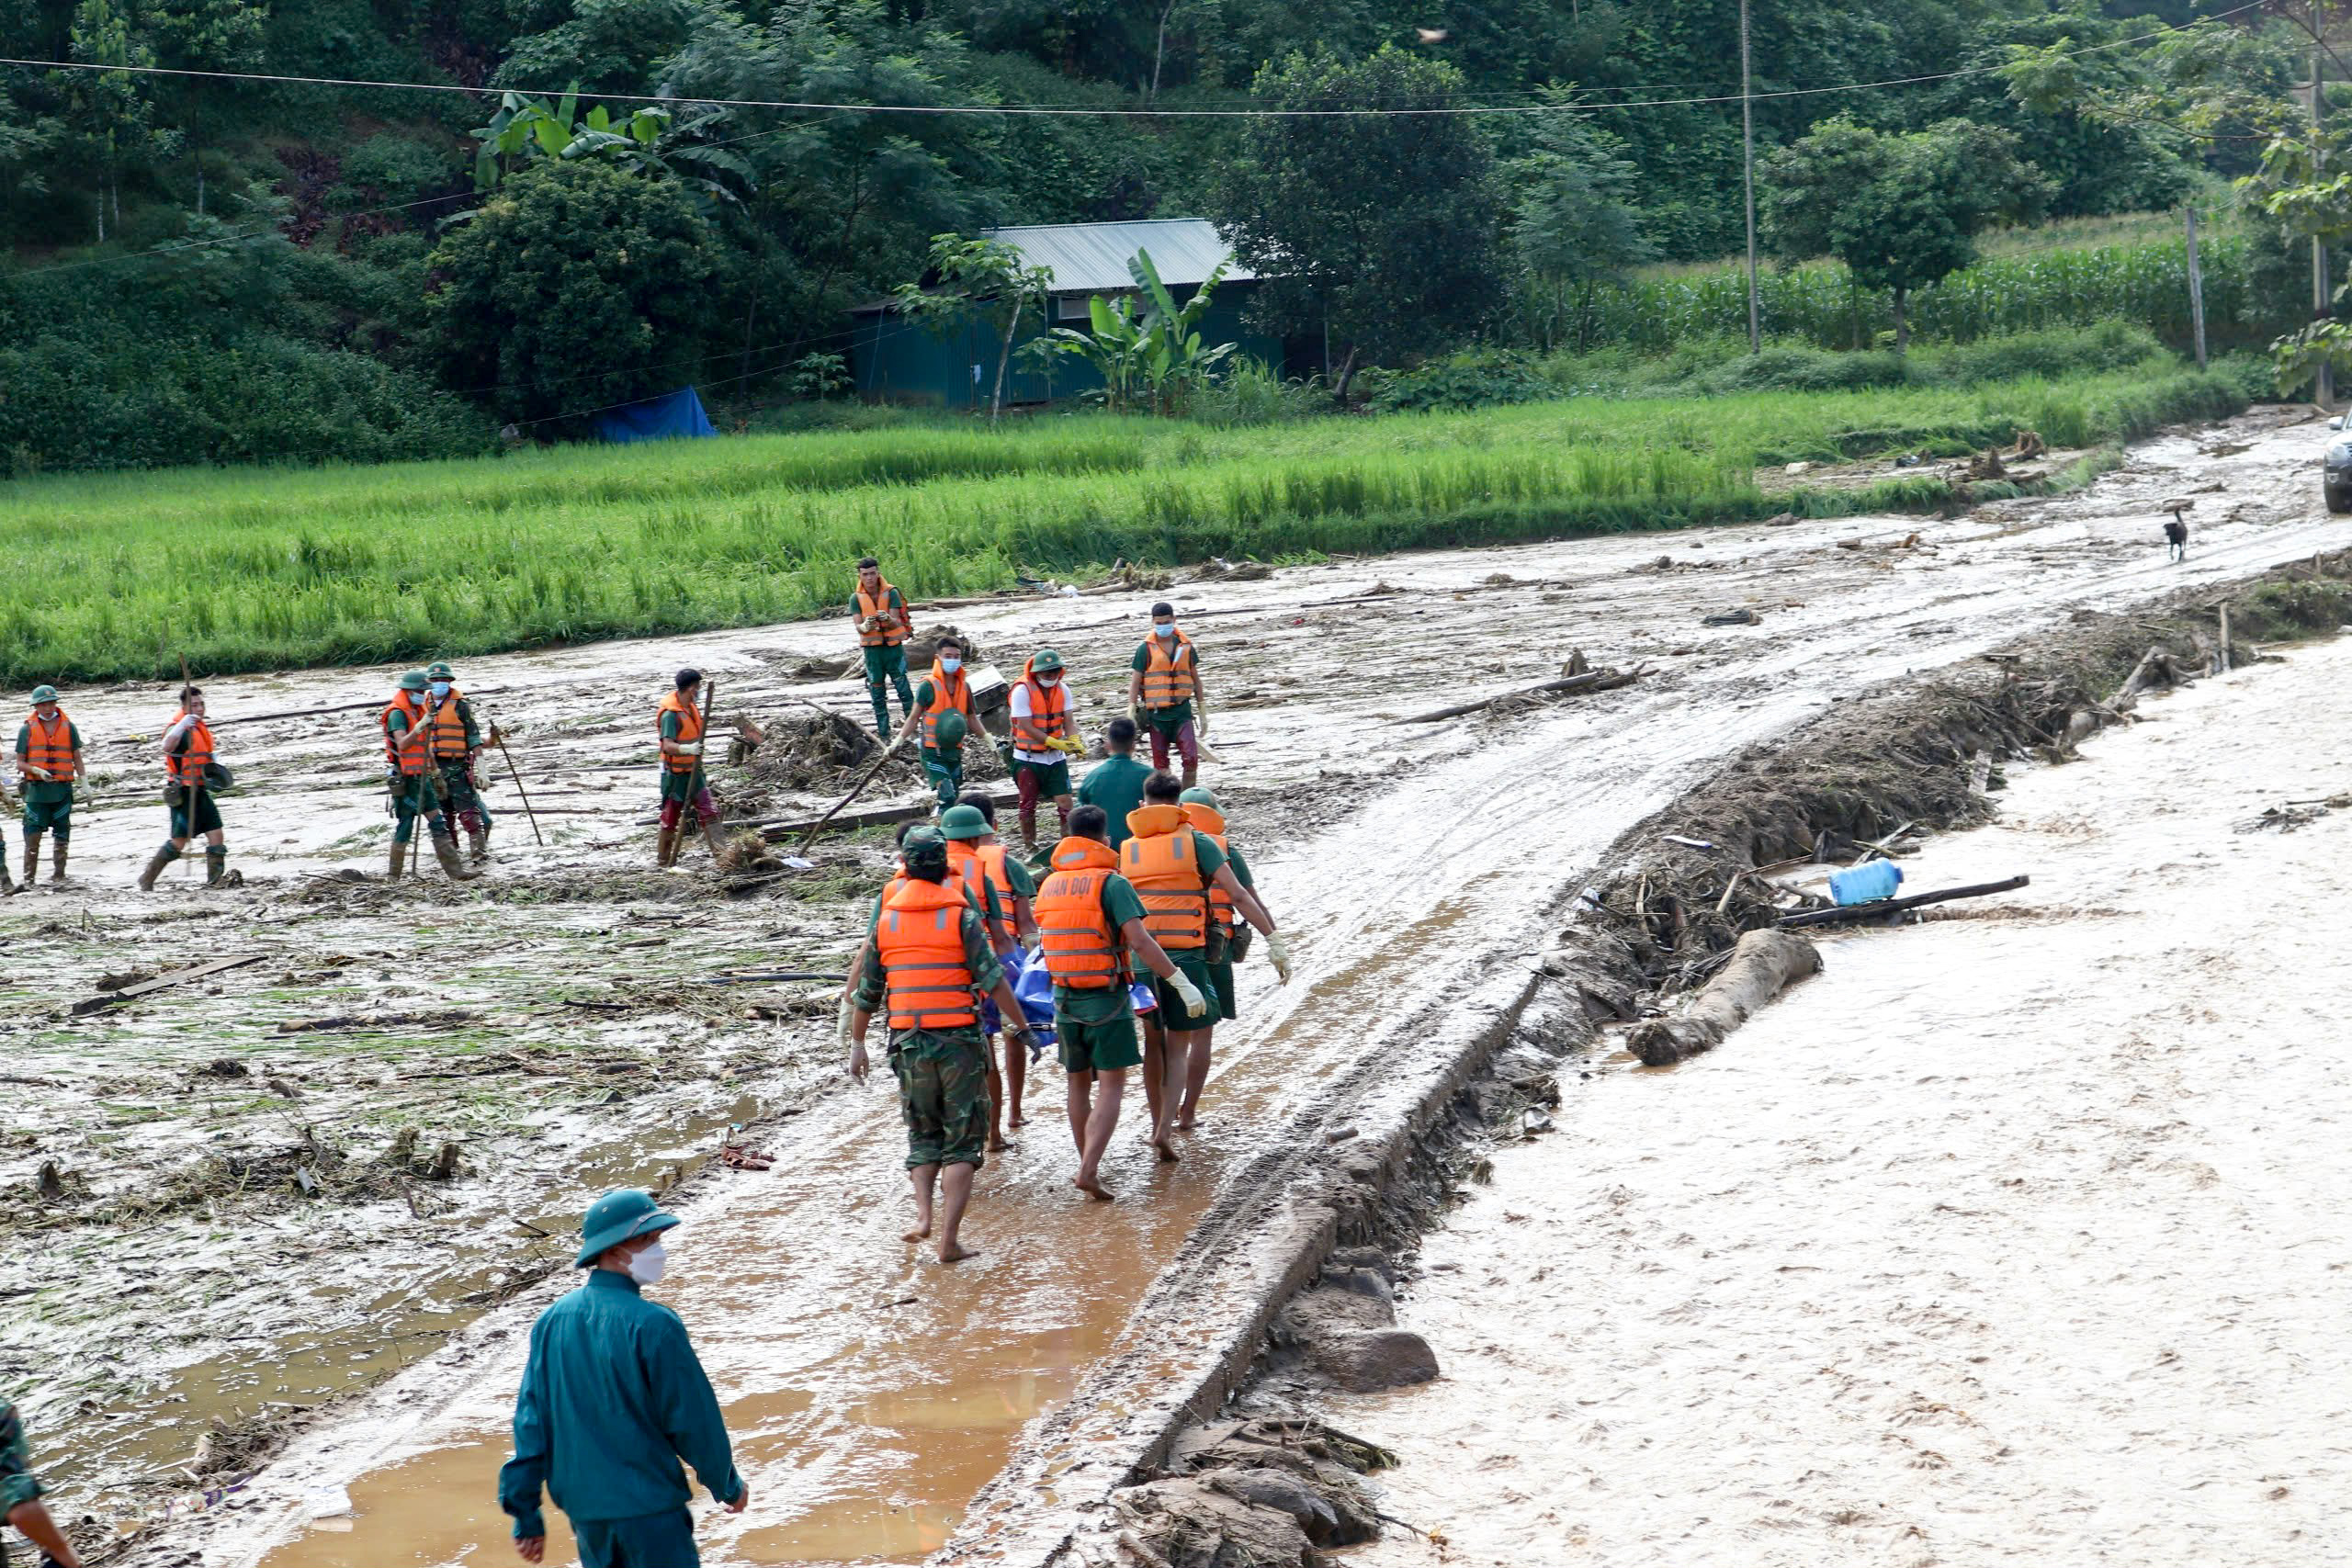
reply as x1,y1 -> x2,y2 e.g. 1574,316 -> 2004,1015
846,827 -> 1038,1265
16,686 -> 82,885
1177,785 -> 1277,1132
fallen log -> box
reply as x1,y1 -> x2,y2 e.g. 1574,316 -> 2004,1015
205,686 -> 516,728
2105,644 -> 2188,715
1776,874 -> 2030,930
1627,928 -> 1821,1066
749,788 -> 1021,844
70,954 -> 263,1015
1388,665 -> 1645,726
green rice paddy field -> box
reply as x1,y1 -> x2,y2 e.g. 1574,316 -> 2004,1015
0,361 -> 2251,685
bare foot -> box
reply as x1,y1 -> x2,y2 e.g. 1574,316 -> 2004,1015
1008,1112 -> 1028,1128
1073,1172 -> 1117,1201
901,1223 -> 932,1243
936,1240 -> 979,1264
1176,1114 -> 1198,1132
987,1135 -> 1013,1154
1152,1135 -> 1180,1164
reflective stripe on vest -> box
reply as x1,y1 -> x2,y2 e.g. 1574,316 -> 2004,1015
656,691 -> 705,774
380,693 -> 434,777
922,663 -> 971,751
855,583 -> 908,648
1182,802 -> 1237,930
23,711 -> 74,778
1036,853 -> 1122,988
945,840 -> 1017,953
877,878 -> 979,1030
1119,815 -> 1207,950
166,712 -> 214,784
430,689 -> 469,761
1016,666 -> 1069,749
1141,631 -> 1196,709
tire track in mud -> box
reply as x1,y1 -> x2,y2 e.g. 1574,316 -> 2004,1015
22,407 -> 2339,1567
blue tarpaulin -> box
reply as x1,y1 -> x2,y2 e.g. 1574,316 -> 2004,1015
593,386 -> 718,444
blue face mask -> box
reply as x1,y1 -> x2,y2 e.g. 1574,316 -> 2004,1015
1154,623 -> 1176,638
940,657 -> 961,674
428,681 -> 452,698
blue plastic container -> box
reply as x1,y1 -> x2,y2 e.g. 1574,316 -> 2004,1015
1828,859 -> 1903,906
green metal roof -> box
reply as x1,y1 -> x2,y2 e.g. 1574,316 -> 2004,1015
981,219 -> 1255,294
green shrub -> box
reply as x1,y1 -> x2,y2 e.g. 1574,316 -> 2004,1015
1363,350 -> 1555,412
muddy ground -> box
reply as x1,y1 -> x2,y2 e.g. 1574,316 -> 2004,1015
1324,623 -> 2352,1568
2,404 -> 2342,1565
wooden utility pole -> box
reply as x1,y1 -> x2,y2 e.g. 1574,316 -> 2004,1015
1741,0 -> 1760,355
2185,205 -> 2208,371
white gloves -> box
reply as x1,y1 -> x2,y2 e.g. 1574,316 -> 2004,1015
835,998 -> 855,1048
1265,932 -> 1293,986
1168,970 -> 1209,1019
675,740 -> 704,757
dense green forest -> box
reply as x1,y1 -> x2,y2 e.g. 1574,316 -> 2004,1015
0,0 -> 2312,470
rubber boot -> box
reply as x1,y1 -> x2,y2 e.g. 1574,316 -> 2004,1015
205,845 -> 228,886
1180,763 -> 1199,791
49,836 -> 66,884
138,842 -> 180,890
1018,803 -> 1038,856
430,830 -> 480,881
388,840 -> 409,880
468,827 -> 491,864
869,688 -> 893,741
657,827 -> 678,867
699,810 -> 726,861
19,834 -> 37,886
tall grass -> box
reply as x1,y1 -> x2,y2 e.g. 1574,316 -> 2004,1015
1584,236 -> 2283,355
0,363 -> 2249,685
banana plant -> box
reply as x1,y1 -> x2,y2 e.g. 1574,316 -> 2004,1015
1030,246 -> 1237,413
467,85 -> 753,209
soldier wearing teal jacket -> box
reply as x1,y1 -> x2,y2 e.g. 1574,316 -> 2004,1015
498,1190 -> 748,1567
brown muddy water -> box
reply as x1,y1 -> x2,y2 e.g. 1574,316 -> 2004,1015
1336,635 -> 2352,1568
4,407 -> 2344,1566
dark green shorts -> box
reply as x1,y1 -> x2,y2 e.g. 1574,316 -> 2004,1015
863,645 -> 910,683
1058,1012 -> 1141,1074
890,1032 -> 991,1170
169,790 -> 224,838
572,1506 -> 698,1568
1012,759 -> 1071,796
1149,952 -> 1217,1029
1205,956 -> 1238,1021
658,767 -> 707,804
20,797 -> 71,836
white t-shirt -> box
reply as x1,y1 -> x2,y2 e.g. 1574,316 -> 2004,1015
1007,682 -> 1064,765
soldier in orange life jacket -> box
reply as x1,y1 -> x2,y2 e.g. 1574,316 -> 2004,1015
1127,602 -> 1210,789
139,685 -> 232,890
1175,786 -> 1276,1131
15,683 -> 82,886
381,670 -> 481,882
1035,804 -> 1200,1201
1007,649 -> 1087,853
888,636 -> 975,811
1122,769 -> 1292,1158
850,556 -> 916,741
942,798 -> 1040,1151
845,828 -> 1038,1265
423,661 -> 494,863
655,668 -> 723,867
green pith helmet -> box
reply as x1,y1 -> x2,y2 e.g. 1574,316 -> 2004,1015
28,684 -> 58,705
425,661 -> 455,681
939,804 -> 989,840
1029,649 -> 1065,674
1179,785 -> 1222,810
397,670 -> 429,693
902,826 -> 950,874
572,1188 -> 678,1269
933,710 -> 969,749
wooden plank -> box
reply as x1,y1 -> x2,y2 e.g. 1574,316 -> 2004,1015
71,954 -> 264,1015
1776,875 -> 2029,931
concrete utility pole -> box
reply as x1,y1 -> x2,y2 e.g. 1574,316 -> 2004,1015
2317,2 -> 2334,405
1741,0 -> 1760,355
2185,205 -> 2208,371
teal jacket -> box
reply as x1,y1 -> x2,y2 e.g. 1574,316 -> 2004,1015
497,1270 -> 743,1536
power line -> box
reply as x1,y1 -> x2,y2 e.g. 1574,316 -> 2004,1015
0,7 -> 2273,121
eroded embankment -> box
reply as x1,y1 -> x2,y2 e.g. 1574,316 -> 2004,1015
1027,548 -> 2352,1568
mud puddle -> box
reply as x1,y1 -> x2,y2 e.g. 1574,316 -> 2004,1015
1331,635 -> 2352,1567
5,404 -> 2343,1563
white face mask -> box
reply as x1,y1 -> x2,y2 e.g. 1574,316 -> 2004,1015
625,1238 -> 668,1285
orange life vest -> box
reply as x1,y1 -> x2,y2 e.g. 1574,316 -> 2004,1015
380,692 -> 435,777
656,690 -> 705,774
1120,804 -> 1208,950
23,709 -> 74,780
1015,658 -> 1070,750
1037,837 -> 1125,989
945,839 -> 1018,953
165,710 -> 214,785
429,687 -> 470,761
1140,629 -> 1197,710
1182,802 -> 1238,931
880,870 -> 986,920
922,661 -> 972,752
854,582 -> 908,648
876,876 -> 979,1031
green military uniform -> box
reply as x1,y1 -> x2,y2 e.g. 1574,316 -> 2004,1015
911,678 -> 965,809
426,664 -> 494,858
17,695 -> 81,884
1078,756 -> 1153,849
1130,641 -> 1197,733
854,892 -> 1005,1170
1056,870 -> 1150,1074
656,706 -> 708,805
384,704 -> 448,848
1137,824 -> 1227,1022
1,1398 -> 47,1568
852,582 -> 915,737
1206,841 -> 1255,1022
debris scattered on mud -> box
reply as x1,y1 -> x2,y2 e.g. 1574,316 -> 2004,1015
1099,1418 -> 1388,1568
